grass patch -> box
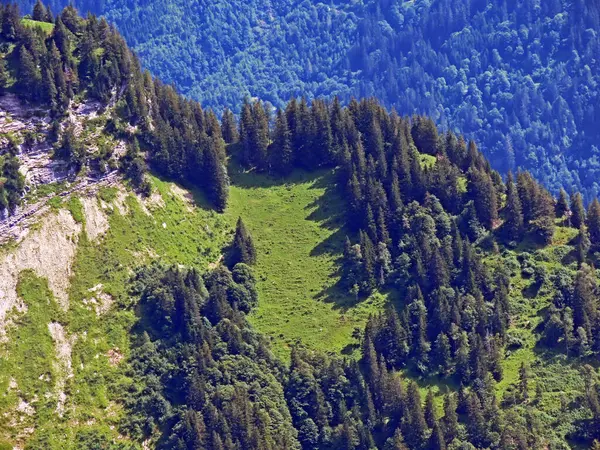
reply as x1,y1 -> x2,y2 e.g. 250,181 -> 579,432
0,271 -> 64,444
225,162 -> 385,359
21,19 -> 54,34
66,197 -> 85,224
63,176 -> 230,428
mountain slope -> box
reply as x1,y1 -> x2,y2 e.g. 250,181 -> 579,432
12,0 -> 600,201
4,3 -> 600,449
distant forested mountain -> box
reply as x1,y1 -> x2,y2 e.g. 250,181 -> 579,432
10,0 -> 600,199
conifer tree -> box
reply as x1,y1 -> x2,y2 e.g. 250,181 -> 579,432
204,137 -> 229,212
221,107 -> 238,143
270,109 -> 293,176
0,59 -> 8,94
424,390 -> 436,429
468,167 -> 498,229
519,362 -> 529,402
572,264 -> 597,340
587,198 -> 600,248
504,172 -> 523,241
442,394 -> 459,443
405,381 -> 427,447
32,0 -> 47,22
429,422 -> 446,450
232,217 -> 257,266
571,192 -> 586,229
556,188 -> 570,219
384,428 -> 409,450
576,225 -> 590,265
17,46 -> 41,100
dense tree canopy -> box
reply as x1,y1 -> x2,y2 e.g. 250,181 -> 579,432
0,2 -> 229,211
13,0 -> 600,199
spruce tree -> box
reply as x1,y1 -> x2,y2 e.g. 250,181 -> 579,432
204,137 -> 229,212
519,362 -> 529,402
442,394 -> 459,443
232,217 -> 257,266
405,381 -> 427,447
468,167 -> 498,229
270,109 -> 293,176
384,428 -> 408,450
17,46 -> 41,101
32,0 -> 47,22
221,107 -> 238,143
556,188 -> 570,219
428,421 -> 446,450
424,390 -> 436,429
576,225 -> 590,265
571,192 -> 586,229
504,172 -> 523,241
0,59 -> 8,94
572,264 -> 597,340
587,198 -> 600,248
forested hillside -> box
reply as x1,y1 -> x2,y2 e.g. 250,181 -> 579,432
4,2 -> 600,449
11,0 -> 600,200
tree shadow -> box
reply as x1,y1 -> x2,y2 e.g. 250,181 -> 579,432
227,143 -> 322,190
149,171 -> 217,212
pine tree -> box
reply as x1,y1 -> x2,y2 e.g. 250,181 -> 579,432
221,107 -> 238,143
32,0 -> 47,22
571,192 -> 586,229
17,46 -> 41,101
504,172 -> 523,241
270,109 -> 293,176
0,58 -> 8,94
424,390 -> 436,429
576,225 -> 590,265
556,188 -> 570,219
232,217 -> 257,265
587,198 -> 600,248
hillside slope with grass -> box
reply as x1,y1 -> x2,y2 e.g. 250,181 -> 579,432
4,3 -> 600,449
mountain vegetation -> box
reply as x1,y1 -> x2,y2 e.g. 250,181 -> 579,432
11,0 -> 600,201
4,2 -> 600,449
0,1 -> 229,211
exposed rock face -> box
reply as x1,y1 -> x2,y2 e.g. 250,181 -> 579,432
48,322 -> 76,417
81,196 -> 109,241
0,209 -> 81,334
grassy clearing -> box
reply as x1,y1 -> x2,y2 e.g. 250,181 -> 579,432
21,19 -> 55,34
226,161 -> 385,359
66,177 -> 229,413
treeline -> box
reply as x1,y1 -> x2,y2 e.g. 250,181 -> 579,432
12,0 -> 600,200
126,263 -> 551,450
122,263 -> 296,449
238,96 -> 564,382
1,2 -> 229,210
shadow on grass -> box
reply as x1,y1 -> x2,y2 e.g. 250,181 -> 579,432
149,170 -> 217,212
227,144 -> 325,190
